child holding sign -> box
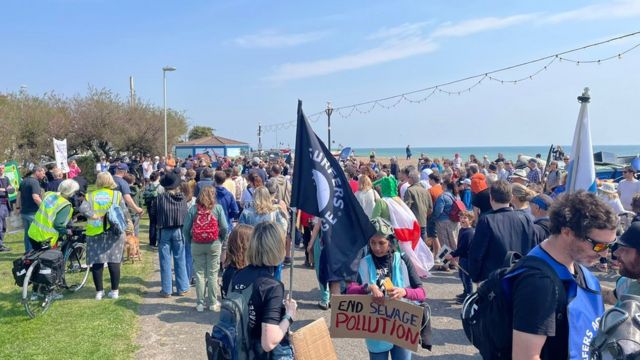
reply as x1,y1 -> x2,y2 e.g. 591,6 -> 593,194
347,217 -> 426,360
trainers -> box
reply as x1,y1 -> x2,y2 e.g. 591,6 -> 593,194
283,257 -> 292,266
196,304 -> 204,312
30,293 -> 43,301
0,245 -> 11,252
108,290 -> 119,299
96,291 -> 104,300
318,301 -> 330,310
159,292 -> 171,298
173,290 -> 189,297
51,293 -> 63,301
209,303 -> 221,312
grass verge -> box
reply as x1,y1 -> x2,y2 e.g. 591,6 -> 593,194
0,219 -> 153,360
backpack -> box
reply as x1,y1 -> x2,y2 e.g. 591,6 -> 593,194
460,252 -> 565,359
446,192 -> 467,222
192,205 -> 219,244
206,283 -> 255,360
590,294 -> 640,359
104,193 -> 127,236
143,184 -> 159,207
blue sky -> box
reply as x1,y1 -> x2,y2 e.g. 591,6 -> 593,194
2,0 -> 640,149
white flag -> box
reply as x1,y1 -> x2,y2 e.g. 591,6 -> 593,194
53,138 -> 70,173
566,88 -> 596,193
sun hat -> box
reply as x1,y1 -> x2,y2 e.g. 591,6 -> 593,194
509,169 -> 528,181
598,182 -> 617,194
370,217 -> 395,239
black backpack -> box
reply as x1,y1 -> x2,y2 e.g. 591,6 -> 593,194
460,252 -> 565,359
206,283 -> 256,360
590,294 -> 640,359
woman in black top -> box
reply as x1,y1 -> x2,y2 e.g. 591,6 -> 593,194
221,224 -> 253,299
229,221 -> 297,359
155,172 -> 189,297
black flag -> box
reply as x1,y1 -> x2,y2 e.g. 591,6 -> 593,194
291,100 -> 375,283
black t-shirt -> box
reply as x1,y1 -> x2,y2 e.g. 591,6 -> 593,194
231,265 -> 286,343
511,255 -> 586,360
221,265 -> 239,299
20,177 -> 42,214
472,189 -> 492,215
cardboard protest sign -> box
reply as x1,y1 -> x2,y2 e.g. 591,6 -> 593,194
290,318 -> 337,360
330,295 -> 423,352
53,138 -> 69,173
3,161 -> 21,202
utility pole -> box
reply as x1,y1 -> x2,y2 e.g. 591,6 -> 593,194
325,101 -> 333,151
257,123 -> 263,153
129,76 -> 135,108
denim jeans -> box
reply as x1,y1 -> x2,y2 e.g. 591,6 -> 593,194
21,213 -> 35,253
159,227 -> 189,295
191,241 -> 222,306
313,237 -> 330,303
369,345 -> 412,360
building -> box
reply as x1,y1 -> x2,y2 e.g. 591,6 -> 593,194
174,135 -> 250,159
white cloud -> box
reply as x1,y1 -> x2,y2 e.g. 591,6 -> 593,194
266,37 -> 438,82
543,0 -> 640,24
430,14 -> 539,38
233,30 -> 327,48
367,22 -> 431,40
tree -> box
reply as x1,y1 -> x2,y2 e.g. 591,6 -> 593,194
188,126 -> 214,141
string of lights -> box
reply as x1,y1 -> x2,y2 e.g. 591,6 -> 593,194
261,31 -> 640,133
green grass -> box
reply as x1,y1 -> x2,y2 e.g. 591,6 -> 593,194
0,221 -> 153,360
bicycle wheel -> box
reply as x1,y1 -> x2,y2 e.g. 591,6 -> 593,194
22,260 -> 53,319
64,242 -> 90,292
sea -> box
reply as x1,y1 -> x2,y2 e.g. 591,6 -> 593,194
351,145 -> 640,162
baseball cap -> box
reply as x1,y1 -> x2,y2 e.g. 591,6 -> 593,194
618,222 -> 640,251
117,163 -> 129,171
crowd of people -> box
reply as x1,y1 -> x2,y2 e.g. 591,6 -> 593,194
1,148 -> 640,359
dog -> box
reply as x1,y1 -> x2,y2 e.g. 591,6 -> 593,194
124,233 -> 142,263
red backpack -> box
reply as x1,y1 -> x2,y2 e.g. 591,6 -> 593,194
447,193 -> 467,222
191,205 -> 219,243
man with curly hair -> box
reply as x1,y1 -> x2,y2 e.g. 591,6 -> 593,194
511,191 -> 617,360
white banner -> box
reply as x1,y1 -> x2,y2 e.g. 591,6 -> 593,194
53,138 -> 69,173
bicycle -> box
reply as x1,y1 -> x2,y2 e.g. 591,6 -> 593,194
21,226 -> 90,318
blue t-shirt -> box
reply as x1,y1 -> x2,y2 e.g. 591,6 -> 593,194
113,175 -> 131,196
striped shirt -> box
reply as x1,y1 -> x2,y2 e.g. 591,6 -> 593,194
156,191 -> 188,229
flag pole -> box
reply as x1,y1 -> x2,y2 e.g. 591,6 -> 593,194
288,206 -> 297,300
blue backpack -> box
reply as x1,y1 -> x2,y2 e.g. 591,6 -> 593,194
103,193 -> 127,236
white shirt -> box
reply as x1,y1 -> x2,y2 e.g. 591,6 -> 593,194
618,178 -> 640,211
142,161 -> 153,178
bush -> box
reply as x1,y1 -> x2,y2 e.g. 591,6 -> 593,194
75,155 -> 97,184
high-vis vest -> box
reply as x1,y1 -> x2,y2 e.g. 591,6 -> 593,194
85,189 -> 122,236
28,192 -> 72,247
526,246 -> 604,360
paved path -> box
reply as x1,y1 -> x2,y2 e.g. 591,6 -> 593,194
135,246 -> 617,359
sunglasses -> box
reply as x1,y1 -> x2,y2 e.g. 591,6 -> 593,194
584,236 -> 616,253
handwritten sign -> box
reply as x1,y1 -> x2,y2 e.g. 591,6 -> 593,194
330,295 -> 423,352
53,138 -> 69,173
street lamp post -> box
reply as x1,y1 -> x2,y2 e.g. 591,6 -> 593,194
325,101 -> 333,151
162,66 -> 176,157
